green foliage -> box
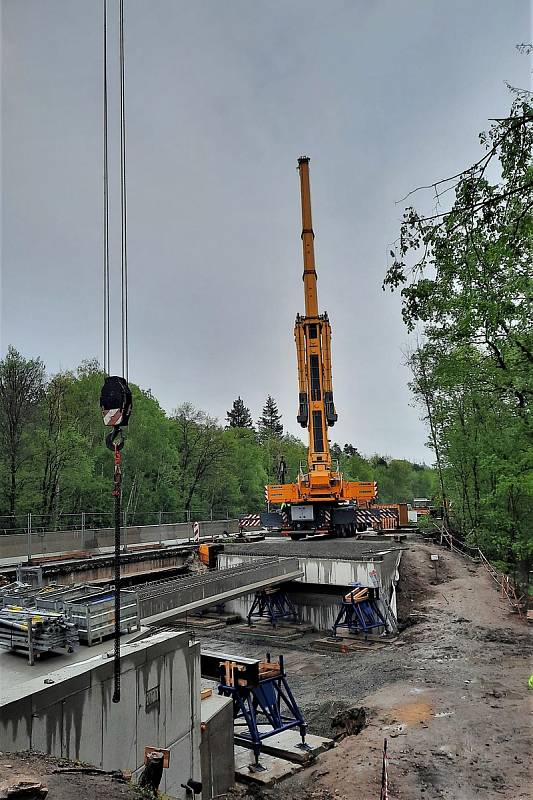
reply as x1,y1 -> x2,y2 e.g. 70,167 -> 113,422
226,396 -> 254,429
257,395 -> 283,440
336,446 -> 437,503
0,346 -> 46,516
384,100 -> 533,585
0,351 -> 437,529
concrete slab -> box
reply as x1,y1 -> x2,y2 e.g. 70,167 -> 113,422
210,612 -> 241,624
345,640 -> 387,651
192,610 -> 242,625
346,631 -> 398,643
182,618 -> 227,630
63,683 -> 103,765
310,637 -> 387,653
231,623 -> 310,640
238,728 -> 334,763
234,745 -> 302,785
223,538 -> 400,562
201,693 -> 234,800
135,655 -> 167,766
0,627 -> 150,701
0,630 -> 203,796
0,696 -> 32,751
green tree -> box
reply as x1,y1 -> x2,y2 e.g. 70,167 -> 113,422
384,99 -> 533,589
206,427 -> 267,515
330,442 -> 342,463
170,403 -> 225,515
0,346 -> 45,518
35,372 -> 92,527
226,396 -> 254,429
343,443 -> 360,458
257,395 -> 283,440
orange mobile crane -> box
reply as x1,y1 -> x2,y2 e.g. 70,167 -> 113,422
262,158 -> 377,540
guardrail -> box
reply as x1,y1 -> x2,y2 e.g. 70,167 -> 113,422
0,518 -> 241,562
476,547 -> 525,620
0,509 -> 240,536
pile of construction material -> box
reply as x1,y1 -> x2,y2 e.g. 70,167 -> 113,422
0,581 -> 141,649
35,585 -> 141,645
0,605 -> 79,662
0,581 -> 37,607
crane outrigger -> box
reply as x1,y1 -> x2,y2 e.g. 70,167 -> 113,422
263,158 -> 377,539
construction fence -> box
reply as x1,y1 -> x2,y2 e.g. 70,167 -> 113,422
433,525 -> 527,621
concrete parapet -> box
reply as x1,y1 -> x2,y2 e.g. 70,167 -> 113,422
0,518 -> 240,561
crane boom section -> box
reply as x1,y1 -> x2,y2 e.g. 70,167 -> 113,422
298,157 -> 319,318
295,157 -> 337,474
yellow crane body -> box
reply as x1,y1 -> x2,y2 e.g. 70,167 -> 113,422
264,158 -> 377,537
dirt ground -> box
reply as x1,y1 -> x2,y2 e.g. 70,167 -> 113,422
0,752 -> 137,800
198,540 -> 532,800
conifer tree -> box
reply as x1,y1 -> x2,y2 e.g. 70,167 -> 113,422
226,396 -> 254,429
257,395 -> 283,439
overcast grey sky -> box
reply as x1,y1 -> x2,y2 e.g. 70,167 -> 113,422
1,1 -> 530,462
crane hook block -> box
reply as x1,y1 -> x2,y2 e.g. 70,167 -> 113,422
100,376 -> 133,428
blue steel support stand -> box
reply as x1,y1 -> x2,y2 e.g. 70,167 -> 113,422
247,589 -> 299,628
218,653 -> 308,768
332,585 -> 387,639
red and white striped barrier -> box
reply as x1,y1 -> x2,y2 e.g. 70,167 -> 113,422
239,514 -> 262,529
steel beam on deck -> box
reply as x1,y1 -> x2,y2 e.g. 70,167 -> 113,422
139,558 -> 303,625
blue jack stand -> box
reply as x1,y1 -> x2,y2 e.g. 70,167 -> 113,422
217,652 -> 308,768
247,588 -> 299,628
332,582 -> 387,638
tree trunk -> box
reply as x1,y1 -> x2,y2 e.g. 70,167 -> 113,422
9,453 -> 16,519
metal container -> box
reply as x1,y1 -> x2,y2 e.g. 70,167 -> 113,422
37,587 -> 140,645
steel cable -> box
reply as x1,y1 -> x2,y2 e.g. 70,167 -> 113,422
112,446 -> 122,702
101,0 -> 130,704
119,0 -> 129,381
102,0 -> 110,375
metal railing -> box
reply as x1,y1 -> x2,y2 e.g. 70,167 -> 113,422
0,508 -> 238,536
0,511 -> 242,564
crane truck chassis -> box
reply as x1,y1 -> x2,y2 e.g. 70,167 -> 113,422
261,158 -> 378,541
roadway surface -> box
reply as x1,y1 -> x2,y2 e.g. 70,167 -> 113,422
222,536 -> 405,561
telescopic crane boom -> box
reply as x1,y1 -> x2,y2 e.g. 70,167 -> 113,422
264,158 -> 377,539
295,156 -> 337,474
